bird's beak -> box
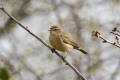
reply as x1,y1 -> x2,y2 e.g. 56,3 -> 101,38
48,29 -> 51,31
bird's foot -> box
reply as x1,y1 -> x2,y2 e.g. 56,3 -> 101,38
51,48 -> 55,53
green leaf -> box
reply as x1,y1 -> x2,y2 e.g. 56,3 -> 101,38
0,67 -> 10,80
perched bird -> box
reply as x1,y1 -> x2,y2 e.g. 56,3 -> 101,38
49,25 -> 88,55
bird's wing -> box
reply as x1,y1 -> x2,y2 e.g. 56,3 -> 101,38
60,30 -> 79,48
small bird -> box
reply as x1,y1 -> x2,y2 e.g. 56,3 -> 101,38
49,25 -> 88,55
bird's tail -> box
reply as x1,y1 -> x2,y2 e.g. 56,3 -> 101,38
77,47 -> 88,54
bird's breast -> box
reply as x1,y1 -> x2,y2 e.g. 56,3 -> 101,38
49,33 -> 73,52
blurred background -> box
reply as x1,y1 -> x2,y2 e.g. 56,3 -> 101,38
0,0 -> 120,80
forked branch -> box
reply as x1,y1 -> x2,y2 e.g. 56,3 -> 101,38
92,30 -> 120,48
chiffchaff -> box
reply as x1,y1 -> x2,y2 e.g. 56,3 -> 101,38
49,25 -> 88,55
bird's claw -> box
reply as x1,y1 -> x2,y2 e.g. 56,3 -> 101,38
51,48 -> 55,53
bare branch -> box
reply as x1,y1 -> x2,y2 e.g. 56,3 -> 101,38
0,8 -> 87,80
92,30 -> 120,48
111,32 -> 120,37
111,27 -> 120,45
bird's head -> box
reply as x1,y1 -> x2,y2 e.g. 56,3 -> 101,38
49,25 -> 62,32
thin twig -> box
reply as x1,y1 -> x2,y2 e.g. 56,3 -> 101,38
92,30 -> 120,48
0,8 -> 87,80
115,36 -> 120,46
110,27 -> 120,45
111,32 -> 120,37
112,27 -> 120,33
